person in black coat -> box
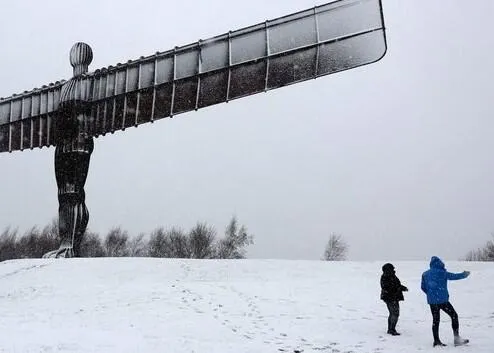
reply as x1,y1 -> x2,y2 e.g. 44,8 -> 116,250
380,263 -> 408,335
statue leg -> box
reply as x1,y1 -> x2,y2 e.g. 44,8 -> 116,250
56,190 -> 89,258
43,138 -> 93,258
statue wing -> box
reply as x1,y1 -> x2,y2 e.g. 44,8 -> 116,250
86,0 -> 386,138
0,82 -> 66,152
0,0 -> 386,152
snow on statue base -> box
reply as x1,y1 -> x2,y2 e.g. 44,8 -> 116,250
43,247 -> 74,259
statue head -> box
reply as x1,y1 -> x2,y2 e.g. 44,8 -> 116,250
69,42 -> 93,76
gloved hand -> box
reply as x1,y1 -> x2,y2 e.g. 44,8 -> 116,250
463,271 -> 470,277
402,286 -> 408,292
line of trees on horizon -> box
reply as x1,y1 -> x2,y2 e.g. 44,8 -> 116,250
6,221 -> 492,263
464,234 -> 494,261
0,216 -> 254,262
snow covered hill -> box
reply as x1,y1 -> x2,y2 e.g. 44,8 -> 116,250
0,258 -> 492,352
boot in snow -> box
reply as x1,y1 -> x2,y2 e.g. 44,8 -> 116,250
387,330 -> 401,336
433,340 -> 447,347
454,336 -> 469,346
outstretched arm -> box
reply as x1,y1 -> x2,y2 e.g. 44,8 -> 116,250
446,271 -> 470,281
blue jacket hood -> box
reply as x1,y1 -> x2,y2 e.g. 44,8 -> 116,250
422,256 -> 468,305
430,256 -> 445,270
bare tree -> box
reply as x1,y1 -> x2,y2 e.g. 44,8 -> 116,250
16,227 -> 40,258
128,233 -> 147,257
0,227 -> 19,261
217,216 -> 254,259
104,227 -> 130,257
189,222 -> 217,259
464,249 -> 484,261
464,234 -> 494,261
167,228 -> 191,258
148,227 -> 168,257
148,227 -> 190,258
37,219 -> 60,255
80,231 -> 105,257
322,233 -> 348,261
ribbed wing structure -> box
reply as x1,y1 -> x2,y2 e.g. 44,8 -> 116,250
0,83 -> 66,152
0,0 -> 386,153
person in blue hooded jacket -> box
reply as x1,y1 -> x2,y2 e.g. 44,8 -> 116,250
421,256 -> 470,347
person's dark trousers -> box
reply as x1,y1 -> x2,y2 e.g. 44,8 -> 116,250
430,302 -> 459,341
386,301 -> 400,333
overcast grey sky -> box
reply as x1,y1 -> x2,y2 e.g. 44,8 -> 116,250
0,0 -> 493,261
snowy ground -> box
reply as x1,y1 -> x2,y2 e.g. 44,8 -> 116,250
0,258 -> 492,352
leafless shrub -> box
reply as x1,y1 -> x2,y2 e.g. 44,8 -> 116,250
104,227 -> 130,257
322,233 -> 348,261
189,222 -> 217,259
217,216 -> 254,259
0,227 -> 19,261
80,231 -> 105,257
